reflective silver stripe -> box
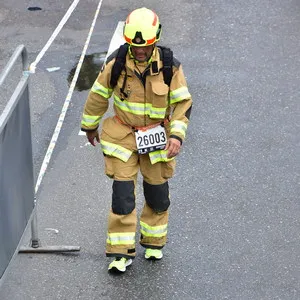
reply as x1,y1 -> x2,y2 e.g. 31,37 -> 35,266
140,221 -> 167,237
170,120 -> 187,137
114,95 -> 145,113
100,140 -> 132,162
148,109 -> 166,118
149,150 -> 174,164
91,81 -> 112,99
114,94 -> 166,118
170,86 -> 191,104
107,232 -> 135,245
81,114 -> 101,127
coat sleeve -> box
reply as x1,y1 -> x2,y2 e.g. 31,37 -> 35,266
168,64 -> 192,144
80,60 -> 115,132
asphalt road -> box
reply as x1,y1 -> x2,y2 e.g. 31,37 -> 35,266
0,0 -> 299,299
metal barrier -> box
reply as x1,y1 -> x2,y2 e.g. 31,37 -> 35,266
0,45 -> 34,279
0,45 -> 80,283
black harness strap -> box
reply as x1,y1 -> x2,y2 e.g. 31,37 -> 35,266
158,46 -> 173,87
110,43 -> 174,93
119,68 -> 128,100
110,43 -> 129,88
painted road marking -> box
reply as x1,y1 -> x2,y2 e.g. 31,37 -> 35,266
107,21 -> 125,58
29,0 -> 80,73
35,0 -> 104,194
78,21 -> 125,137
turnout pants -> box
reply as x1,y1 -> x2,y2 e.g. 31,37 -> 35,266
104,152 -> 175,258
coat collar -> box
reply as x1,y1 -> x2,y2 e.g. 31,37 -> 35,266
126,46 -> 162,75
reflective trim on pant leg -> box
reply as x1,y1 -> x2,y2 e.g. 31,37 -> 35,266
140,221 -> 168,238
143,180 -> 170,213
112,180 -> 135,215
106,232 -> 136,245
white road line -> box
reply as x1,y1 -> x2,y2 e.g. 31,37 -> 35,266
78,21 -> 125,136
35,0 -> 104,194
29,0 -> 81,73
107,21 -> 125,58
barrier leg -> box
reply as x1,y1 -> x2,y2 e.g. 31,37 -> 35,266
19,204 -> 80,254
30,208 -> 40,248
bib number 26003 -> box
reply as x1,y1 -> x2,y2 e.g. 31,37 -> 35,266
135,125 -> 167,154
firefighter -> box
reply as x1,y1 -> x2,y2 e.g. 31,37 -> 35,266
81,7 -> 192,273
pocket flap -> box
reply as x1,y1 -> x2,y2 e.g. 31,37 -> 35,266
101,117 -> 132,140
151,81 -> 169,96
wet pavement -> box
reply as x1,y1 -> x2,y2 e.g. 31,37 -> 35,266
0,0 -> 299,299
68,52 -> 106,91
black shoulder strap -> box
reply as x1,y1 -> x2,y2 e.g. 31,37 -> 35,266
110,44 -> 174,88
158,46 -> 173,86
110,43 -> 129,88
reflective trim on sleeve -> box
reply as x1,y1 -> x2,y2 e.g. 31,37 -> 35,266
91,81 -> 112,99
113,94 -> 166,119
169,86 -> 191,105
140,221 -> 168,238
148,150 -> 174,164
100,140 -> 132,162
106,232 -> 135,245
170,120 -> 187,138
81,114 -> 102,127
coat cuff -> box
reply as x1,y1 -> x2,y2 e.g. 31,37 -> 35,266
80,127 -> 99,132
169,134 -> 183,145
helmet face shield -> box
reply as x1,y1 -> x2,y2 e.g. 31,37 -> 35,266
123,7 -> 161,47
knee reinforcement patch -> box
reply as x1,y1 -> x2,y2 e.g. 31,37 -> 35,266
112,180 -> 135,215
143,180 -> 170,213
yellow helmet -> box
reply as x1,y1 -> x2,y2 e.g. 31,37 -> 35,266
123,7 -> 162,47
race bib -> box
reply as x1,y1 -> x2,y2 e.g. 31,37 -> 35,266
135,125 -> 167,154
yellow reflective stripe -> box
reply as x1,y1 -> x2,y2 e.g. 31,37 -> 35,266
113,94 -> 166,119
149,150 -> 174,164
169,86 -> 191,105
81,114 -> 102,127
170,120 -> 187,138
106,232 -> 135,245
100,140 -> 132,162
140,221 -> 168,238
91,81 -> 112,99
